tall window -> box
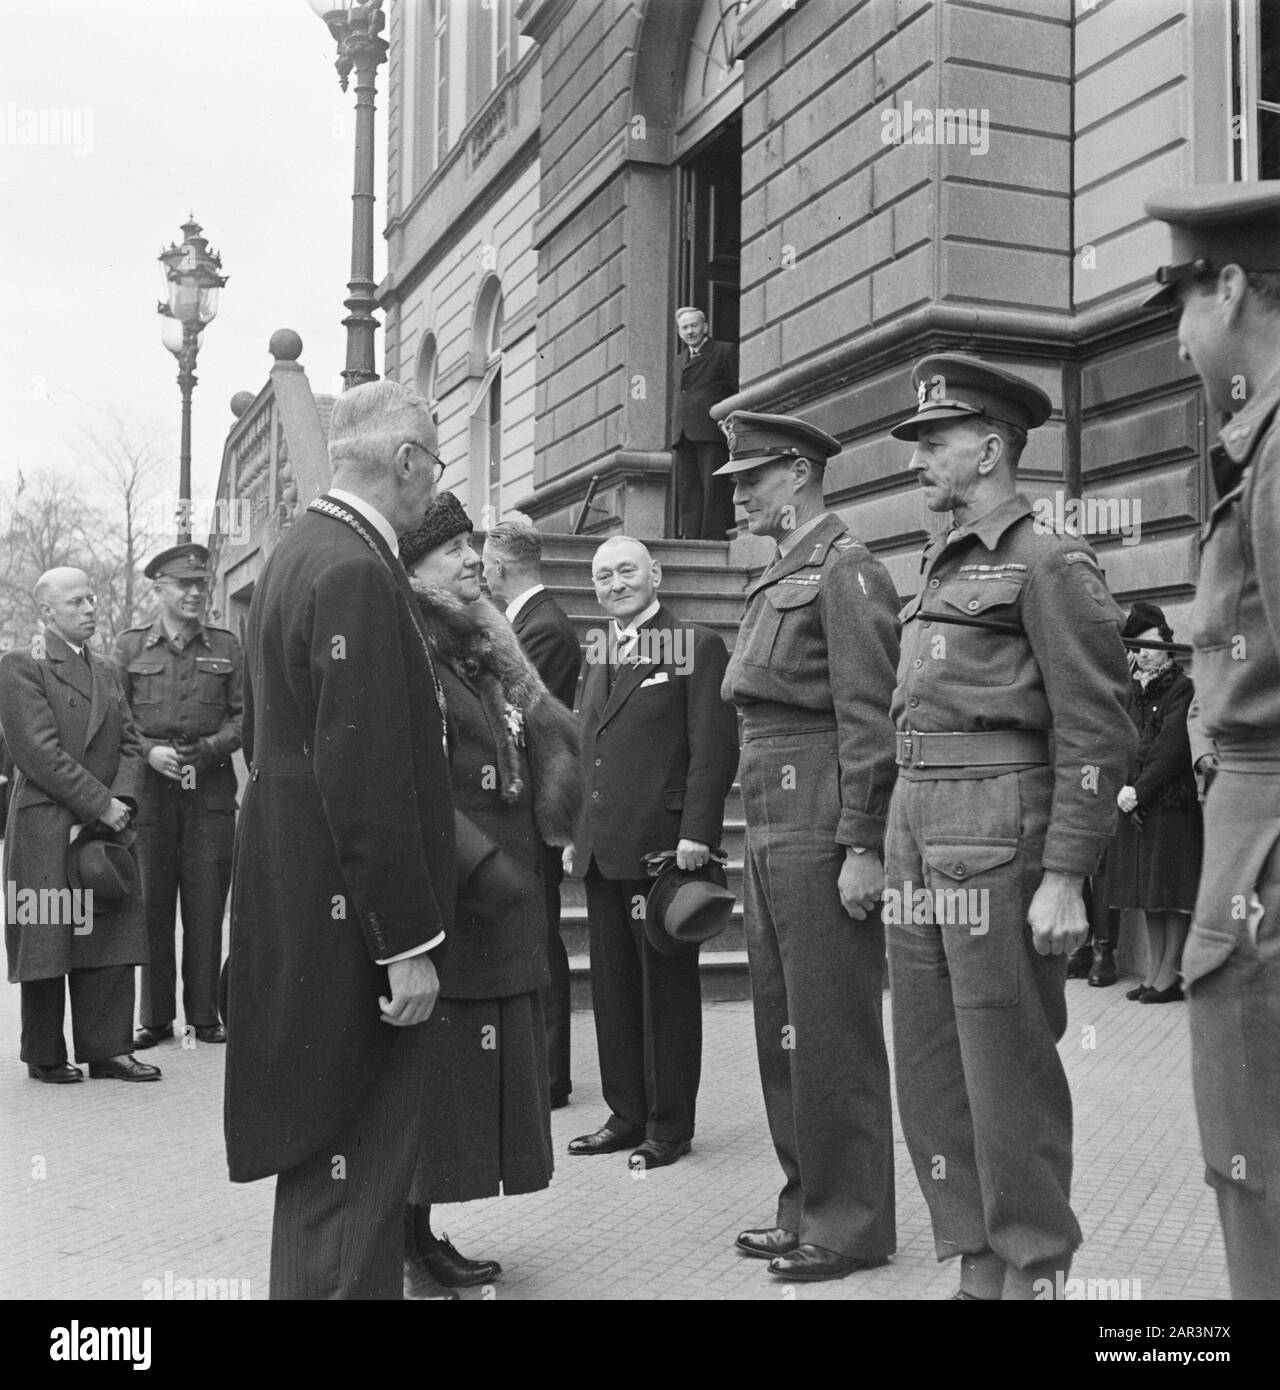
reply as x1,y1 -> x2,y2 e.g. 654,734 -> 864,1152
416,332 -> 439,425
471,0 -> 516,114
433,0 -> 450,167
1235,0 -> 1280,178
470,282 -> 504,525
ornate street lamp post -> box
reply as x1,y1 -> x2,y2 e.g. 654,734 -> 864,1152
157,216 -> 227,541
308,0 -> 389,390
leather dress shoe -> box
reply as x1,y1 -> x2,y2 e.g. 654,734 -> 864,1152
194,1023 -> 227,1043
628,1138 -> 691,1170
404,1254 -> 460,1301
736,1227 -> 799,1259
418,1235 -> 501,1289
950,1288 -> 996,1300
767,1244 -> 890,1282
88,1054 -> 162,1082
568,1124 -> 643,1155
134,1023 -> 174,1049
27,1062 -> 84,1083
1126,984 -> 1152,1001
1140,981 -> 1184,1004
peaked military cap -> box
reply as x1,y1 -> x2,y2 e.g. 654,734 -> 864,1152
144,542 -> 212,581
891,353 -> 1052,441
712,410 -> 842,476
1144,180 -> 1280,306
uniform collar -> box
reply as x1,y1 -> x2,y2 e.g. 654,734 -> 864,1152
748,512 -> 848,597
144,615 -> 211,650
924,492 -> 1032,563
1211,361 -> 1280,500
775,511 -> 827,559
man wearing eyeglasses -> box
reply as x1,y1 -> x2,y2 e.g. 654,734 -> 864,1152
111,543 -> 244,1051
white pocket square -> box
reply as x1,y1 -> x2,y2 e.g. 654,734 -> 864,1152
639,672 -> 670,687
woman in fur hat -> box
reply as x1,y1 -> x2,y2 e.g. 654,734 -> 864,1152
1104,601 -> 1203,1004
398,493 -> 583,1296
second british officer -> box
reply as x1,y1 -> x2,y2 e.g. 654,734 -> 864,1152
886,355 -> 1135,1300
718,411 -> 900,1283
112,543 -> 244,1048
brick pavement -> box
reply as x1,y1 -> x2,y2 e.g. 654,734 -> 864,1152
1,944 -> 1229,1302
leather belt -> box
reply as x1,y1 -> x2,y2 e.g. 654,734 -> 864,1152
895,729 -> 1050,769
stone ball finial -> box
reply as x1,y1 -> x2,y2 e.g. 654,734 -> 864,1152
230,391 -> 256,418
269,329 -> 304,362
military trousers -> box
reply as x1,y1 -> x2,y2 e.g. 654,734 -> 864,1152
1184,763 -> 1280,1299
135,765 -> 235,1028
885,764 -> 1081,1271
739,727 -> 896,1258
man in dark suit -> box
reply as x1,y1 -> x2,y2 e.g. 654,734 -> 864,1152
1,568 -> 158,1084
567,537 -> 738,1168
223,380 -> 457,1300
482,519 -> 582,1110
671,307 -> 738,540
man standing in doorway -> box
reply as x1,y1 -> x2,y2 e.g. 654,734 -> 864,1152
671,307 -> 737,540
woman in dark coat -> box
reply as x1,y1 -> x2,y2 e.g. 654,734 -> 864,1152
399,493 -> 582,1296
1105,602 -> 1202,1003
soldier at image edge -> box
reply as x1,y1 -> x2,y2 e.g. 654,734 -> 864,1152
1145,179 -> 1280,1301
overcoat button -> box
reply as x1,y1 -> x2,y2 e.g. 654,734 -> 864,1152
954,863 -> 966,877
967,599 -> 980,611
909,697 -> 919,708
913,659 -> 923,669
929,579 -> 940,588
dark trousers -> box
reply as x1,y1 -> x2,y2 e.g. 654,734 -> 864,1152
885,765 -> 1081,1272
20,966 -> 135,1066
540,843 -> 572,1103
135,770 -> 234,1028
673,436 -> 734,540
584,861 -> 702,1142
269,1021 -> 431,1299
739,729 -> 896,1258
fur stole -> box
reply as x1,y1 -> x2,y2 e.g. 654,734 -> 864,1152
411,581 -> 583,846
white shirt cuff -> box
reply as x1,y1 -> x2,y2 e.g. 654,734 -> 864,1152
377,933 -> 444,965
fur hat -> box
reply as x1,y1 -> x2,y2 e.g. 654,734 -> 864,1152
1122,600 -> 1173,644
399,492 -> 473,570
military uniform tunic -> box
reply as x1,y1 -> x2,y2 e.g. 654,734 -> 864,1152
1182,362 -> 1280,1299
111,619 -> 243,1029
723,511 -> 899,1257
885,491 -> 1134,1275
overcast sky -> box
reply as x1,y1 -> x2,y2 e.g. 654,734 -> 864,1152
0,0 -> 389,523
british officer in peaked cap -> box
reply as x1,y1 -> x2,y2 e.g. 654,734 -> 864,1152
885,354 -> 1135,1299
112,541 -> 243,1049
1145,180 -> 1280,1299
718,411 -> 900,1282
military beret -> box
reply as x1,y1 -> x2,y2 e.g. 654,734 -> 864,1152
891,353 -> 1052,441
399,491 -> 474,570
144,542 -> 212,581
1144,181 -> 1280,306
712,410 -> 841,477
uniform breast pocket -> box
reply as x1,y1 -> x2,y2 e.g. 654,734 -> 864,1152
743,584 -> 818,673
126,661 -> 165,706
934,581 -> 1023,686
195,657 -> 233,706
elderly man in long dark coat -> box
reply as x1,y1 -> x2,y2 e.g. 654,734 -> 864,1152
223,379 -> 458,1300
1,567 -> 155,1083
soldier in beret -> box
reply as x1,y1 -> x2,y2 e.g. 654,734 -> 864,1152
1145,180 -> 1280,1298
718,411 -> 899,1282
885,354 -> 1135,1299
112,543 -> 243,1048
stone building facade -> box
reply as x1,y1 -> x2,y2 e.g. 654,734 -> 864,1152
376,0 -> 1279,623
